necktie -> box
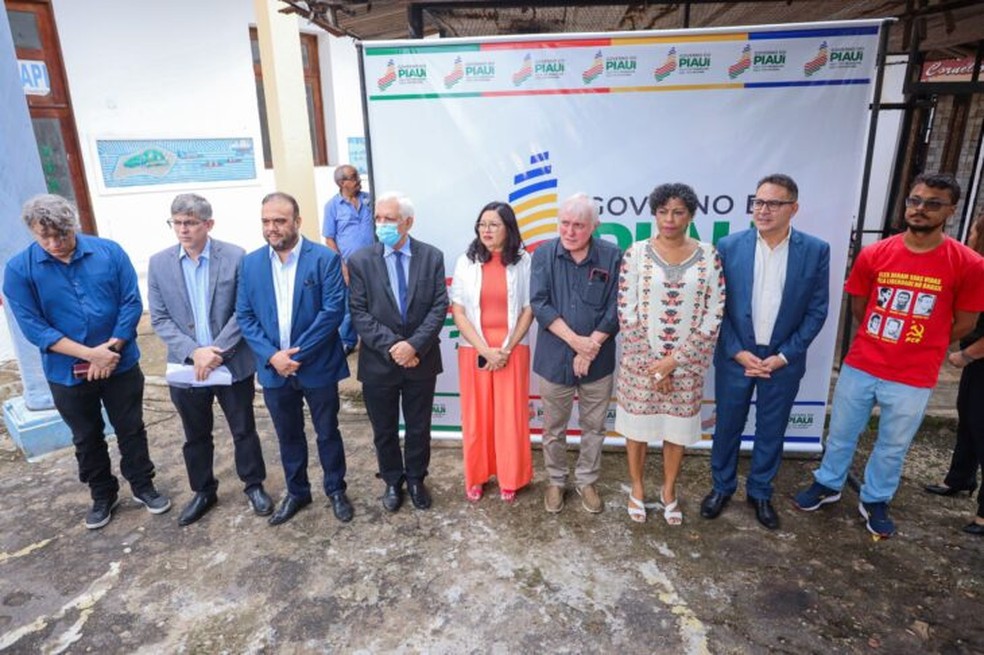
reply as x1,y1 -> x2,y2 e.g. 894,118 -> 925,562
393,250 -> 407,322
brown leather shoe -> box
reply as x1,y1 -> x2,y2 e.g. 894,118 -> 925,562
544,485 -> 565,513
577,484 -> 603,514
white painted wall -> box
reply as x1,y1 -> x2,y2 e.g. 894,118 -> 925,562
0,2 -> 366,362
47,0 -> 365,295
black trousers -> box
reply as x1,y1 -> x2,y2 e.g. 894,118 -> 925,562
362,376 -> 436,486
169,375 -> 266,495
946,359 -> 984,518
49,365 -> 156,501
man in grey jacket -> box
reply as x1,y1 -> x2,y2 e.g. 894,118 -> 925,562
148,193 -> 272,526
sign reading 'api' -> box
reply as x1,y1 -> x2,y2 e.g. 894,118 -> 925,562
19,59 -> 50,96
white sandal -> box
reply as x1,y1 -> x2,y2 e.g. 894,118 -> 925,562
627,494 -> 646,523
661,490 -> 682,525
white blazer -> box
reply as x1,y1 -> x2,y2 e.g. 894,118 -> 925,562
449,249 -> 531,348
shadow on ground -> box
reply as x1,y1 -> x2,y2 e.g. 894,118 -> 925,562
0,318 -> 981,653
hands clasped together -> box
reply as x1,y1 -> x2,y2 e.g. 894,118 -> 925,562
734,350 -> 786,378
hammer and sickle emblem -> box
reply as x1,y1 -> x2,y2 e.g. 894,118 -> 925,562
904,323 -> 925,343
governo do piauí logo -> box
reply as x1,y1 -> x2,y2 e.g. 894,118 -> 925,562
377,59 -> 397,91
444,56 -> 464,89
582,51 -> 604,84
804,41 -> 829,76
653,47 -> 677,82
513,53 -> 533,87
728,44 -> 751,79
509,151 -> 559,251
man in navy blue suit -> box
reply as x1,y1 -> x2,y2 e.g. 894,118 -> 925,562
236,191 -> 353,526
700,174 -> 830,529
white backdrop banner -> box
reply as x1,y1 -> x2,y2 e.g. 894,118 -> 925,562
359,20 -> 883,452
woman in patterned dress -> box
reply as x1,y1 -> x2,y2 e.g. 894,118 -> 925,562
615,183 -> 725,524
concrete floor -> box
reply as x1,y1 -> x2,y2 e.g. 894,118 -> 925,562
0,319 -> 981,654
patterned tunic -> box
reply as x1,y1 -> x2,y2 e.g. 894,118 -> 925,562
615,239 -> 725,445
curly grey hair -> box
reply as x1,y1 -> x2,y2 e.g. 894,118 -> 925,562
22,194 -> 79,234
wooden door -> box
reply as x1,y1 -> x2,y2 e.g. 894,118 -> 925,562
6,0 -> 94,233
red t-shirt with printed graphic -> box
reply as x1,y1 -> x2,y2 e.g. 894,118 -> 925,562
844,234 -> 984,388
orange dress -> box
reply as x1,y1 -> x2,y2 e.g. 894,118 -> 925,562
458,252 -> 532,491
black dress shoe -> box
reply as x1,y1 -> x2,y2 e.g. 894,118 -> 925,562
246,486 -> 274,516
268,495 -> 312,525
700,490 -> 731,519
925,483 -> 976,497
747,497 -> 779,530
178,492 -> 217,526
408,480 -> 432,510
329,491 -> 354,523
963,522 -> 984,535
382,483 -> 404,513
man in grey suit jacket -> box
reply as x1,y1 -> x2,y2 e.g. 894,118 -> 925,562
700,174 -> 830,530
347,192 -> 448,513
148,193 -> 272,526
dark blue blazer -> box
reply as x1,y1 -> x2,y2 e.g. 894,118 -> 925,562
714,227 -> 830,378
236,237 -> 349,388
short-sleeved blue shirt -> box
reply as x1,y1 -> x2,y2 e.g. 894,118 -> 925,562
322,191 -> 374,261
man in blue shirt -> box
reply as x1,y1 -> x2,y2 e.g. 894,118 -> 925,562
323,164 -> 373,354
530,193 -> 621,515
148,193 -> 272,526
3,194 -> 171,530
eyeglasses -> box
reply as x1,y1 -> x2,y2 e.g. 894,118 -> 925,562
904,196 -> 952,211
751,199 -> 795,211
167,219 -> 205,229
477,222 -> 503,231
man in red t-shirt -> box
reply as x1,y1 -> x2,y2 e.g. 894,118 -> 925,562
794,173 -> 984,537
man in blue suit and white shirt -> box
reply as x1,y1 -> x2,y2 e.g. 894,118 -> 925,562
148,193 -> 272,526
236,191 -> 354,525
700,174 -> 830,529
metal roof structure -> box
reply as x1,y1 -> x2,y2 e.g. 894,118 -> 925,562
277,0 -> 984,59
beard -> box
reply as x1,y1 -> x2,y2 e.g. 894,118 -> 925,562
904,215 -> 944,233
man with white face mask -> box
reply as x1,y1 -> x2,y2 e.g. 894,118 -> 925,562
347,192 -> 449,513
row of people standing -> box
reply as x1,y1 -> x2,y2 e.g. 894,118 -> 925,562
448,172 -> 984,540
3,185 -> 448,529
5,170 -> 983,539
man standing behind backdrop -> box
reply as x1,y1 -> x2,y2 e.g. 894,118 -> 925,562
323,164 -> 374,354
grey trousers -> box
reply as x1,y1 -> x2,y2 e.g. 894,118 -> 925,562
538,374 -> 614,488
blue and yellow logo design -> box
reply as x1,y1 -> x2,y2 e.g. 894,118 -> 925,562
510,151 -> 558,251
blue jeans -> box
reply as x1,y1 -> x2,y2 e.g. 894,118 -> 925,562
814,364 -> 931,504
263,379 -> 347,499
